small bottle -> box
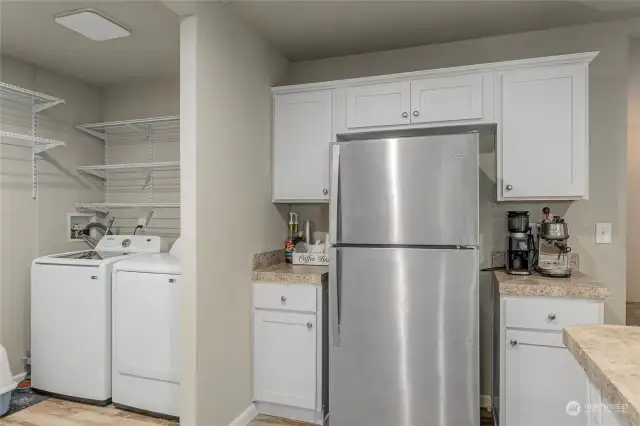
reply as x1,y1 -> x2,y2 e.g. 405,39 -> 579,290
285,212 -> 295,264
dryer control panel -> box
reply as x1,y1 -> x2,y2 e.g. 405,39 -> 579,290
95,235 -> 169,253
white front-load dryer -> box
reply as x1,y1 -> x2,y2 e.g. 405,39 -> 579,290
111,242 -> 181,418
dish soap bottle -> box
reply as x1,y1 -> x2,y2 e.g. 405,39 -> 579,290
285,212 -> 295,264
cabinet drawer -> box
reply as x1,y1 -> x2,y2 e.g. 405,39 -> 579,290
505,297 -> 602,331
254,283 -> 317,312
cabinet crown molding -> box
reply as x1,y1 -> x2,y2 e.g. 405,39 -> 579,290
272,51 -> 599,95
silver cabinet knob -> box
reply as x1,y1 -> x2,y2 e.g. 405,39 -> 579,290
323,189 -> 328,195
307,322 -> 313,329
510,339 -> 518,346
402,112 -> 408,118
412,111 -> 419,117
548,313 -> 557,321
505,184 -> 513,191
280,296 -> 287,303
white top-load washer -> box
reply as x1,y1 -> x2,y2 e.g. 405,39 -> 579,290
31,235 -> 169,404
111,238 -> 182,418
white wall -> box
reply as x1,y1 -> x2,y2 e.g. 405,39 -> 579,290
101,77 -> 180,239
179,4 -> 289,425
0,55 -> 103,372
628,39 -> 640,303
287,19 -> 633,395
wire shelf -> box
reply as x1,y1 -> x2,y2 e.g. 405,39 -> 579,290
0,131 -> 66,154
76,116 -> 180,141
77,161 -> 180,180
0,82 -> 65,113
76,202 -> 181,210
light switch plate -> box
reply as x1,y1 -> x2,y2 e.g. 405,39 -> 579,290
595,223 -> 612,244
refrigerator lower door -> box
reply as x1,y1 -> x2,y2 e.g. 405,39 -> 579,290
334,134 -> 479,246
329,246 -> 479,426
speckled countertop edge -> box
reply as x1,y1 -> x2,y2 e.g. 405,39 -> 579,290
494,270 -> 610,300
564,326 -> 640,426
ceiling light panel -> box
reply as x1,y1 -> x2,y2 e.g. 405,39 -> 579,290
54,9 -> 130,41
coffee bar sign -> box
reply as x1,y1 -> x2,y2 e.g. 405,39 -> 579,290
292,252 -> 329,266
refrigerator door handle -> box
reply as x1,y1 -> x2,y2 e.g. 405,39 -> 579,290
329,246 -> 341,347
329,143 -> 340,245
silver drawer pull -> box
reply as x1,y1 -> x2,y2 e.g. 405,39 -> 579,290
280,296 -> 287,303
307,322 -> 313,329
510,339 -> 518,346
548,313 -> 556,321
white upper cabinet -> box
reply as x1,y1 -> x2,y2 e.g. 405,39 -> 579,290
410,73 -> 492,125
272,52 -> 597,203
345,82 -> 410,129
497,63 -> 589,200
272,90 -> 333,203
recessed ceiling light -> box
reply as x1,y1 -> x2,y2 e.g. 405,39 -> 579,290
54,9 -> 130,41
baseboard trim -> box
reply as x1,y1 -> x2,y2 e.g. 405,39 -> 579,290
12,372 -> 26,383
255,401 -> 323,425
228,403 -> 258,426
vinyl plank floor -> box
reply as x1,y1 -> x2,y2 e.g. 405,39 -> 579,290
0,399 -> 177,426
627,302 -> 640,326
1,399 -> 495,425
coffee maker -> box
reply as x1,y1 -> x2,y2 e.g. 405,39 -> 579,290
506,211 -> 535,275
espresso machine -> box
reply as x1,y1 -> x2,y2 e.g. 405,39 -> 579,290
506,211 -> 535,275
537,214 -> 572,278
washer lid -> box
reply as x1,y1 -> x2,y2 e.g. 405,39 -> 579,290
113,253 -> 181,275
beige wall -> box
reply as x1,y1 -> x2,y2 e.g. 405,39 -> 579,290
180,4 -> 289,425
628,39 -> 640,303
102,76 -> 179,122
287,20 -> 633,395
0,55 -> 103,372
101,77 -> 181,239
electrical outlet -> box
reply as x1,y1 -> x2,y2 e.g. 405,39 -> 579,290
138,217 -> 146,227
595,223 -> 612,244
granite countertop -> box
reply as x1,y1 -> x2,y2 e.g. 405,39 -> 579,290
494,270 -> 610,300
252,263 -> 328,285
564,325 -> 640,426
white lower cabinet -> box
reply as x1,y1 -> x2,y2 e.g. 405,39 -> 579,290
497,295 -> 604,426
253,283 -> 324,425
254,310 -> 317,409
505,330 -> 587,426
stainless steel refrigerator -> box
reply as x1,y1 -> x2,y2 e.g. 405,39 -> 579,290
328,133 -> 479,426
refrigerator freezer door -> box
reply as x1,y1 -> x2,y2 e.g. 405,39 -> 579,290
329,247 -> 479,426
334,134 -> 479,246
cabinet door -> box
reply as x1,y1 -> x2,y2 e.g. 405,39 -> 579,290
410,73 -> 486,124
345,82 -> 410,129
254,310 -> 317,409
505,330 -> 587,426
273,90 -> 332,202
498,63 -> 588,200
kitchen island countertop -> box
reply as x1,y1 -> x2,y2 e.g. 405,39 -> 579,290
494,270 -> 610,300
564,325 -> 640,426
252,263 -> 328,285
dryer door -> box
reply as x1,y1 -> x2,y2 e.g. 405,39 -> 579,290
113,271 -> 180,383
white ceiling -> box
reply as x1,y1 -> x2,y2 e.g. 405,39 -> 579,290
229,0 -> 640,61
3,1 -> 640,85
1,2 -> 180,85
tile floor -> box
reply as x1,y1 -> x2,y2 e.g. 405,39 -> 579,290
0,398 -> 495,425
